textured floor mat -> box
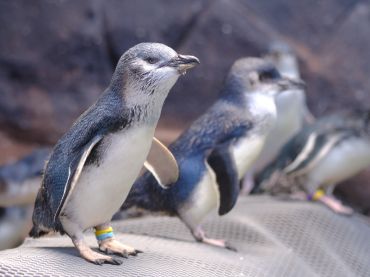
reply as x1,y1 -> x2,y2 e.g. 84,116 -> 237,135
0,196 -> 369,277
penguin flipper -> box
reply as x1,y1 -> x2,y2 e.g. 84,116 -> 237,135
208,143 -> 240,216
283,129 -> 352,176
54,134 -> 104,219
144,137 -> 179,188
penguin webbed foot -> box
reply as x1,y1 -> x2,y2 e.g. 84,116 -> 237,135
192,227 -> 237,252
99,237 -> 142,257
86,250 -> 123,265
73,238 -> 123,265
318,195 -> 354,215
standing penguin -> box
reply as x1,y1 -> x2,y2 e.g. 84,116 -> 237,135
257,42 -> 314,167
242,42 -> 313,193
30,43 -> 199,265
122,57 -> 304,249
254,110 -> 370,214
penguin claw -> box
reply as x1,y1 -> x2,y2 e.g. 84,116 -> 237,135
82,250 -> 123,265
225,243 -> 238,252
107,258 -> 124,265
130,249 -> 144,256
91,257 -> 123,265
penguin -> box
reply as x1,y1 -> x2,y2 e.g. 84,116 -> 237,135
241,42 -> 313,194
0,148 -> 49,250
254,109 -> 370,214
29,43 -> 199,265
122,57 -> 304,250
0,148 -> 49,207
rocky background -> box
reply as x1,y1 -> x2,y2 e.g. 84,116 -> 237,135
0,0 -> 369,213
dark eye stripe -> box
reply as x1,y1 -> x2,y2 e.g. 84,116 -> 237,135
145,57 -> 159,64
259,68 -> 281,81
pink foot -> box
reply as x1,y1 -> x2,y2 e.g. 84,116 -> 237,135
191,227 -> 237,251
319,195 -> 353,215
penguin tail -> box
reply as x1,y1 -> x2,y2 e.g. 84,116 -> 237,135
122,171 -> 171,213
29,225 -> 49,238
29,187 -> 55,238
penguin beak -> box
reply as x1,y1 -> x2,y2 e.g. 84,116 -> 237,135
165,55 -> 200,75
277,77 -> 306,91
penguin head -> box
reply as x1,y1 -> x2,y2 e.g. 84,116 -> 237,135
265,41 -> 300,80
226,57 -> 305,98
110,43 -> 199,101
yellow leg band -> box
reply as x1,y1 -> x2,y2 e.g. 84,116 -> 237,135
312,189 -> 325,201
95,226 -> 113,236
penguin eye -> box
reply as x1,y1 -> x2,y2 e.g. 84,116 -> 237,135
145,57 -> 159,64
259,68 -> 281,82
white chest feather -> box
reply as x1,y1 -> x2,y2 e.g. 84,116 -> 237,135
233,93 -> 276,177
179,162 -> 220,229
254,89 -> 305,170
231,135 -> 266,179
308,138 -> 370,186
248,93 -> 277,118
65,126 -> 155,229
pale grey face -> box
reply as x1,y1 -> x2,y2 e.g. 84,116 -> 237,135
230,57 -> 304,97
116,43 -> 199,96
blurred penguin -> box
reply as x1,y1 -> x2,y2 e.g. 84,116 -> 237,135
122,57 -> 304,250
242,41 -> 314,193
0,148 -> 48,250
254,110 -> 370,214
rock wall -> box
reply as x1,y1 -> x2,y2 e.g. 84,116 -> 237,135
0,0 -> 369,211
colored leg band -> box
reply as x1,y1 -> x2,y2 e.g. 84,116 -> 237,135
307,189 -> 325,201
96,232 -> 114,241
95,227 -> 114,241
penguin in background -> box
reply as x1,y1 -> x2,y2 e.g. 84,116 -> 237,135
242,42 -> 313,193
0,148 -> 49,207
0,148 -> 49,250
30,43 -> 199,265
254,110 -> 370,214
122,57 -> 304,250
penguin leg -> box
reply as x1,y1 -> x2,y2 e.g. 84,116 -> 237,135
95,223 -> 142,257
60,216 -> 122,265
240,170 -> 255,195
191,226 -> 237,251
317,195 -> 353,215
305,184 -> 353,215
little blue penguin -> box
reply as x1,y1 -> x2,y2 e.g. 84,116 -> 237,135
0,148 -> 49,250
254,109 -> 370,214
242,42 -> 313,193
0,148 -> 49,207
122,57 -> 304,250
30,42 -> 199,265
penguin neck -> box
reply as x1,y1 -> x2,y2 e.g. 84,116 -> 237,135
109,82 -> 174,127
245,92 -> 277,133
125,89 -> 167,125
219,81 -> 247,106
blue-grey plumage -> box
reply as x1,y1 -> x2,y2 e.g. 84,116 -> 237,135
30,42 -> 199,265
0,149 -> 49,250
0,148 -> 49,207
122,57 -> 304,250
254,110 -> 370,214
242,42 -> 313,194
